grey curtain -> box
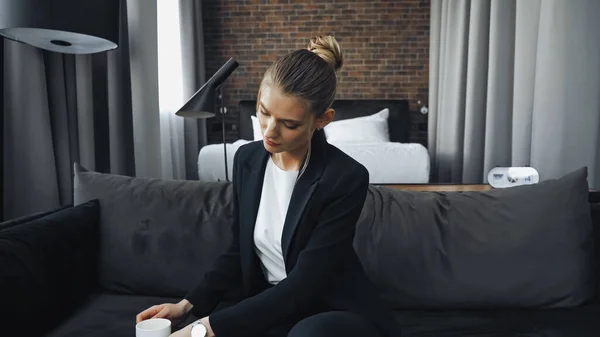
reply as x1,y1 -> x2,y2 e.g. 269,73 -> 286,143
429,0 -> 600,188
180,0 -> 208,180
2,0 -> 207,221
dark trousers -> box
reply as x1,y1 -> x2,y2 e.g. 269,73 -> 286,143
285,311 -> 382,337
208,301 -> 383,337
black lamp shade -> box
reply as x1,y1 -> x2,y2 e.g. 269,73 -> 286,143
0,0 -> 119,54
176,87 -> 216,119
176,58 -> 239,118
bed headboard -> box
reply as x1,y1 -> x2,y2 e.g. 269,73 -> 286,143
238,99 -> 410,143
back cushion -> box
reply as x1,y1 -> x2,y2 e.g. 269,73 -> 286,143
73,163 -> 235,298
0,201 -> 99,336
354,167 -> 595,309
0,205 -> 71,231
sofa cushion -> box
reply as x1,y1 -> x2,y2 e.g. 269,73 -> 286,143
393,304 -> 600,337
44,295 -> 600,337
45,293 -> 181,337
73,163 -> 234,298
0,200 -> 99,337
354,167 -> 595,309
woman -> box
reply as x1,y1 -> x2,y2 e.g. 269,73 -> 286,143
137,35 -> 398,337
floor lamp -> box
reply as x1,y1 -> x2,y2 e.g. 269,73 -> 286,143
176,58 -> 239,182
0,0 -> 120,221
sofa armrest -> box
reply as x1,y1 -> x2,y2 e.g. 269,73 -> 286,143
0,200 -> 100,336
591,202 -> 600,303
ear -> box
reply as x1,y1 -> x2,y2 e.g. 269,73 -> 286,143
316,108 -> 335,129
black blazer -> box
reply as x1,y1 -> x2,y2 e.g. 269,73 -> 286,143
186,132 -> 398,337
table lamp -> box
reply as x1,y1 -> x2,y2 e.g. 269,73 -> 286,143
176,57 -> 239,181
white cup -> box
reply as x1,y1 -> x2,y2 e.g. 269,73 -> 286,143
136,318 -> 172,337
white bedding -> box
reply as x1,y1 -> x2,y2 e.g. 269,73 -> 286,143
197,140 -> 430,184
331,142 -> 430,183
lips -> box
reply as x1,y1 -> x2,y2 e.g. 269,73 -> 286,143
265,138 -> 279,146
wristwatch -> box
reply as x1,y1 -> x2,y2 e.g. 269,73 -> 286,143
190,320 -> 208,337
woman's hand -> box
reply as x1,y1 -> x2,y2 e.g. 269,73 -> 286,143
136,299 -> 193,323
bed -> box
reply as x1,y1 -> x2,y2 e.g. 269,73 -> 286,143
197,99 -> 430,183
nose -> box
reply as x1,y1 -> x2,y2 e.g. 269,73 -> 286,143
264,117 -> 278,139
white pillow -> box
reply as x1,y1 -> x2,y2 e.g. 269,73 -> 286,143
250,115 -> 262,141
324,108 -> 390,143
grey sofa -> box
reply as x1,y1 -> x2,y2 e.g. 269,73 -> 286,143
1,163 -> 599,337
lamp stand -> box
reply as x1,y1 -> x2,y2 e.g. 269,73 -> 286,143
217,86 -> 229,182
0,39 -> 4,222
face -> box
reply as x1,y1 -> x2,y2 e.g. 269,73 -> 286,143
257,85 -> 318,155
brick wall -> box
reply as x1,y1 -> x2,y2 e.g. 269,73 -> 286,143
202,0 -> 430,146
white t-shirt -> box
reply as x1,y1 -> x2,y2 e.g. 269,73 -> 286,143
253,157 -> 298,285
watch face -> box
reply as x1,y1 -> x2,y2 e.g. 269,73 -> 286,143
191,323 -> 207,337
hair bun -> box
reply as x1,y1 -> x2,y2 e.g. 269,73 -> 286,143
307,35 -> 343,71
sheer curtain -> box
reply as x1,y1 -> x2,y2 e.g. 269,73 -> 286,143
428,0 -> 600,188
2,0 -> 207,220
157,0 -> 208,181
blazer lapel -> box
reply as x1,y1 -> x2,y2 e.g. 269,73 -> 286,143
239,147 -> 269,271
281,135 -> 327,261
280,174 -> 318,261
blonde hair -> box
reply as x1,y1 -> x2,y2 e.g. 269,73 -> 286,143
307,35 -> 344,71
259,35 -> 344,116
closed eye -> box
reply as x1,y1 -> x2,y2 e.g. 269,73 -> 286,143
260,109 -> 300,129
